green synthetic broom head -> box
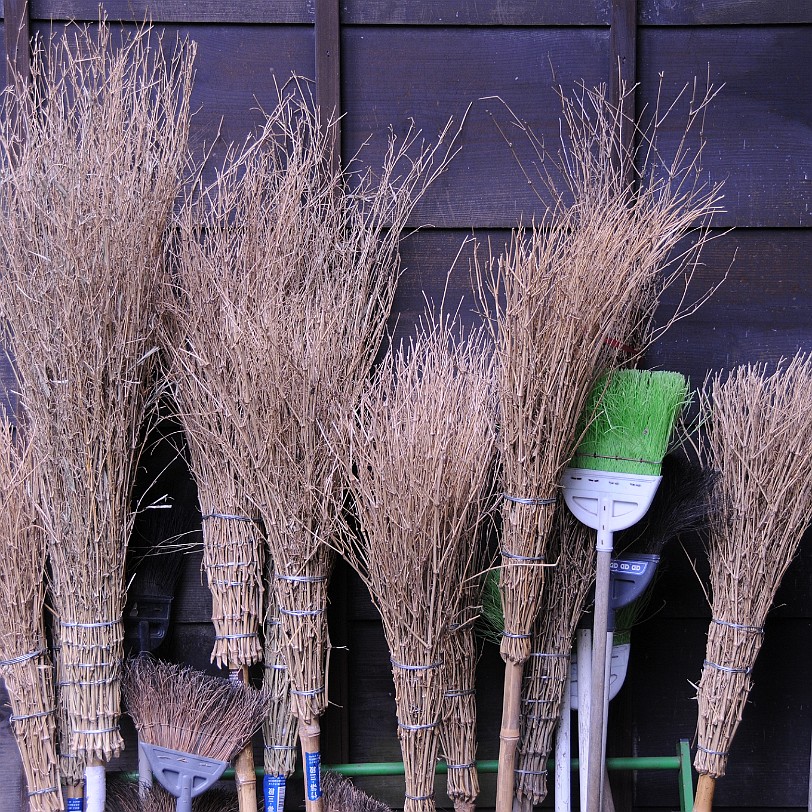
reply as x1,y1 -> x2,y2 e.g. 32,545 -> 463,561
570,370 -> 689,476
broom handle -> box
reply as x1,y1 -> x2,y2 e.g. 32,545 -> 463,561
693,774 -> 715,812
586,544 -> 612,812
496,658 -> 524,812
554,661 -> 571,812
230,665 -> 258,812
65,780 -> 84,811
299,719 -> 323,812
85,759 -> 106,812
576,629 -> 592,811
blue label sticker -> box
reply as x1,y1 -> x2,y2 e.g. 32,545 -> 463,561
67,799 -> 84,812
305,751 -> 322,801
264,773 -> 287,812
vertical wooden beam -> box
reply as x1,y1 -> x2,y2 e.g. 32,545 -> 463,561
608,0 -> 637,189
4,0 -> 31,88
605,5 -> 638,808
314,0 -> 349,765
315,0 -> 341,174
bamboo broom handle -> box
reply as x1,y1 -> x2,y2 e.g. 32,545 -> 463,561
230,665 -> 258,812
693,774 -> 715,812
496,659 -> 524,812
65,780 -> 84,811
299,718 -> 324,812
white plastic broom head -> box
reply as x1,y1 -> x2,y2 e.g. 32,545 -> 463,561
561,467 -> 662,553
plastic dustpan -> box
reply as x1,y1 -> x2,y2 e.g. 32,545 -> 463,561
141,742 -> 229,812
125,595 -> 173,654
561,468 -> 661,542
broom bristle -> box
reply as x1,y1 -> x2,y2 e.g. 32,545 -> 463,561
106,777 -> 241,812
124,656 -> 273,763
322,772 -> 392,812
616,453 -> 719,556
695,353 -> 812,780
571,370 -> 689,476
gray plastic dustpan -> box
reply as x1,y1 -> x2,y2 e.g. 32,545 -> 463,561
141,742 -> 229,812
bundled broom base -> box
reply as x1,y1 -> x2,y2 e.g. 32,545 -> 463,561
392,663 -> 444,812
439,623 -> 479,812
694,622 -> 763,778
200,512 -> 264,668
1,651 -> 62,811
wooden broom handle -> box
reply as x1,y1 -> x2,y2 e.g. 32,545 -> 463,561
693,774 -> 715,812
230,665 -> 258,812
496,659 -> 524,812
299,719 -> 324,812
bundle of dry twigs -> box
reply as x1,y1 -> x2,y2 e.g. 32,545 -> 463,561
335,316 -> 496,812
478,80 -> 725,812
438,494 -> 495,812
514,506 -> 595,808
165,82 -> 454,811
691,354 -> 812,809
322,772 -> 392,812
0,416 -> 62,812
0,22 -> 195,804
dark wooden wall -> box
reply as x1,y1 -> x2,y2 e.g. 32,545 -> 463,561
1,2 -> 811,810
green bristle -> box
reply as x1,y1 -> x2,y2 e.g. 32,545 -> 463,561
571,370 -> 689,476
477,566 -> 504,646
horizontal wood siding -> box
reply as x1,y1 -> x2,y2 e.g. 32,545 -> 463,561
0,2 -> 809,810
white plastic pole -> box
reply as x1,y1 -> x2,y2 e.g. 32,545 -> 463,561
84,762 -> 106,812
576,629 -> 592,812
554,660 -> 571,812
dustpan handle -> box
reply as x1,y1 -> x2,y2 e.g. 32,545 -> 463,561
176,774 -> 193,812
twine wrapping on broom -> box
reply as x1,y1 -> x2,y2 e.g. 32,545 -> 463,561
693,355 -> 812,787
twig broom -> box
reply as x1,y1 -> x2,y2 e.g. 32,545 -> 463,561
165,84 -> 456,812
334,315 -> 497,812
0,21 -> 195,812
478,79 -> 724,812
125,656 -> 273,812
691,354 -> 812,811
0,416 -> 62,811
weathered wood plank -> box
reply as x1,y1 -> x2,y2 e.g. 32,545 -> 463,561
341,26 -> 810,228
28,1 -> 314,24
629,617 -> 812,806
23,0 -> 812,25
4,1 -> 28,86
342,26 -> 608,229
637,26 -> 812,228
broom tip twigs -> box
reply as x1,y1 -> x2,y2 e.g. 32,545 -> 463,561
693,352 -> 812,783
